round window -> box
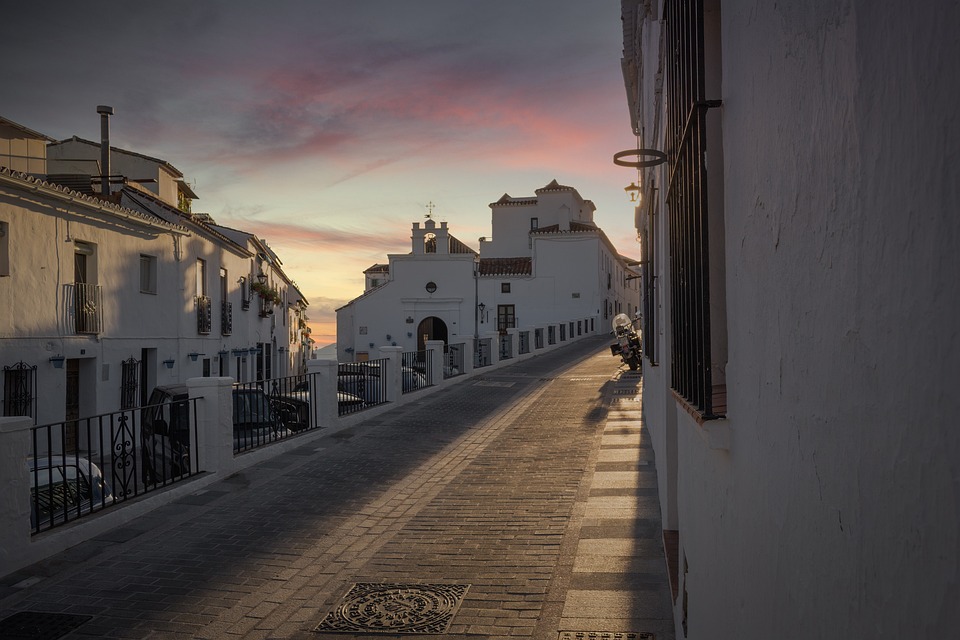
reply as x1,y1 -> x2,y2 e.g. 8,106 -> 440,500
425,281 -> 437,293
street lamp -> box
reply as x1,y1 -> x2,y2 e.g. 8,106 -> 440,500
478,302 -> 486,324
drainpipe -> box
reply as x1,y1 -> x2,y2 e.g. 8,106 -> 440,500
96,105 -> 113,196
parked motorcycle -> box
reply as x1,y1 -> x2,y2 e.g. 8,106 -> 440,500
609,313 -> 642,371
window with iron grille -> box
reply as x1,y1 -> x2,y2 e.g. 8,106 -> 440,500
664,0 -> 726,419
120,357 -> 139,409
3,361 -> 37,417
641,182 -> 659,365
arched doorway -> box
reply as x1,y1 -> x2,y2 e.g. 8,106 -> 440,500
416,316 -> 448,351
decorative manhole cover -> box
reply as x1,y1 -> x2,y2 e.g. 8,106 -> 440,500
316,583 -> 470,634
0,611 -> 92,640
559,633 -> 654,640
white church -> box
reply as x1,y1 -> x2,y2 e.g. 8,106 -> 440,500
336,180 -> 639,362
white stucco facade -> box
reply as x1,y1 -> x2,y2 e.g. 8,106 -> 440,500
337,181 -> 639,361
622,1 -> 959,637
0,117 -> 311,440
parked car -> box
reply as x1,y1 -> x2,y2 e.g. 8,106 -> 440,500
142,383 -> 291,475
141,385 -> 192,484
29,456 -> 114,530
232,385 -> 291,449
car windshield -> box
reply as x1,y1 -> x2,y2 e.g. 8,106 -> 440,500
233,391 -> 274,425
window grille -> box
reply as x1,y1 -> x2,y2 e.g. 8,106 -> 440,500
642,184 -> 659,365
120,357 -> 140,410
3,361 -> 37,417
664,0 -> 724,418
196,295 -> 212,334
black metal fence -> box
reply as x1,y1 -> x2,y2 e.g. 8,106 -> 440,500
499,333 -> 513,360
401,350 -> 431,394
30,399 -> 200,534
338,358 -> 390,414
233,373 -> 320,453
518,331 -> 530,355
475,338 -> 492,368
445,343 -> 465,379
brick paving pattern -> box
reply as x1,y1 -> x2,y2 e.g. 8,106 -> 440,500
0,337 -> 674,640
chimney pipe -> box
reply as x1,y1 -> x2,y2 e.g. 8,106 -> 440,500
96,105 -> 113,196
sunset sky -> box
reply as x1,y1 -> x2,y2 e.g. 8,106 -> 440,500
1,1 -> 638,346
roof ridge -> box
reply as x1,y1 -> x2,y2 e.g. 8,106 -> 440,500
0,165 -> 189,232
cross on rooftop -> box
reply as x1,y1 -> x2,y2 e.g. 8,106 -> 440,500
425,201 -> 435,218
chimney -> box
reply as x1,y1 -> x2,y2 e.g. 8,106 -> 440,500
96,105 -> 113,196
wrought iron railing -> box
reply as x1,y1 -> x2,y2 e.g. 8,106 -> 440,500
444,343 -> 465,379
338,358 -> 390,414
221,301 -> 233,335
73,283 -> 101,334
518,331 -> 530,355
30,399 -> 200,534
264,372 -> 320,435
233,375 -> 319,453
499,333 -> 513,360
196,295 -> 212,334
534,329 -> 544,350
401,350 -> 431,394
474,338 -> 492,368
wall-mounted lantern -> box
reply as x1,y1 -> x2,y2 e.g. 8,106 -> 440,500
162,358 -> 175,369
49,354 -> 65,368
406,317 -> 414,324
386,334 -> 392,341
188,352 -> 205,361
478,302 -> 486,324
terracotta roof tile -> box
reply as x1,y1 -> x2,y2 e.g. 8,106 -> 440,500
478,257 -> 532,276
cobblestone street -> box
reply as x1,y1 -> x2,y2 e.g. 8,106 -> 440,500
0,337 -> 674,640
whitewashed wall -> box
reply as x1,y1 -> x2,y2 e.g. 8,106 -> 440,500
631,1 -> 960,637
0,170 -> 307,429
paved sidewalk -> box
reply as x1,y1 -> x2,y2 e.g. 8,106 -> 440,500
0,337 -> 674,640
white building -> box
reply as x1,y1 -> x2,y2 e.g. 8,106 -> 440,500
621,1 -> 959,637
0,114 -> 311,440
336,180 -> 639,361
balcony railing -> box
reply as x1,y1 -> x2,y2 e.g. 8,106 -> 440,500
73,283 -> 102,334
221,301 -> 233,335
197,295 -> 212,335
